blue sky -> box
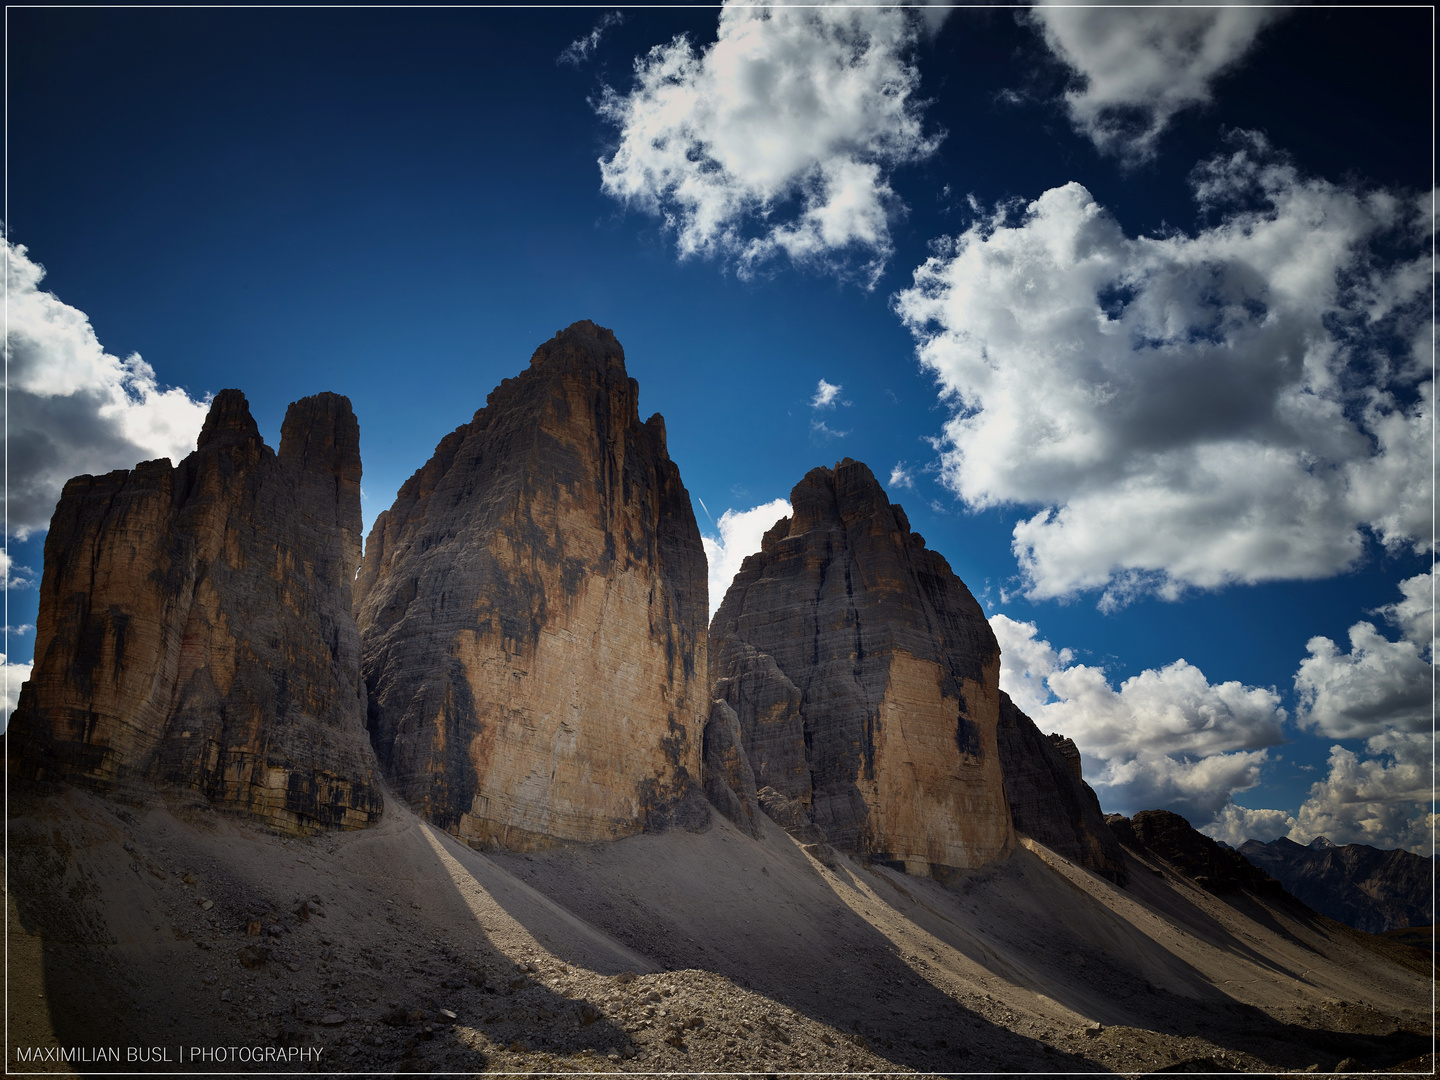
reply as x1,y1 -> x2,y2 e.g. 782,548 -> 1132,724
5,5 -> 1433,851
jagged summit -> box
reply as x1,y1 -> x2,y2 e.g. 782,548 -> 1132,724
529,319 -> 627,372
196,386 -> 263,449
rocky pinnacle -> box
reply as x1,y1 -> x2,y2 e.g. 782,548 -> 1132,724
354,321 -> 709,849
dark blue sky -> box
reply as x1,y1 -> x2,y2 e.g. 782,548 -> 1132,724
5,5 -> 1432,846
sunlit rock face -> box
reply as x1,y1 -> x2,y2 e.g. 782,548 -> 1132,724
995,693 -> 1127,883
707,459 -> 1015,875
10,390 -> 382,833
354,321 -> 709,850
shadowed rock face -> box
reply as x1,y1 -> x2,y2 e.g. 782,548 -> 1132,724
1108,810 -> 1284,896
10,390 -> 381,833
995,692 -> 1127,884
354,321 -> 708,850
707,459 -> 1014,875
1238,836 -> 1433,934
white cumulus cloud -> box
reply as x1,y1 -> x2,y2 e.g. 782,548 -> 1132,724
597,0 -> 941,285
4,235 -> 210,539
1294,571 -> 1434,741
991,613 -> 1287,819
896,135 -> 1433,609
888,462 -> 914,490
991,613 -> 1072,718
1376,568 -> 1435,653
1202,803 -> 1298,848
1291,733 -> 1435,852
811,379 -> 843,409
1030,4 -> 1282,162
1294,623 -> 1432,741
1,654 -> 33,727
701,498 -> 792,620
1202,735 -> 1435,853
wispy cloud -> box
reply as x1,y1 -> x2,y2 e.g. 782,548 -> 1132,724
4,234 -> 210,539
810,419 -> 849,441
888,462 -> 914,490
1,550 -> 35,590
558,11 -> 623,67
598,1 -> 941,285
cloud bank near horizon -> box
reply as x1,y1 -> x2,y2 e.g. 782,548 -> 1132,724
991,612 -> 1288,825
993,572 -> 1435,854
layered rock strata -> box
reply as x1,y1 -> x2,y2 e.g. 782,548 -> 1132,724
9,391 -> 381,832
354,321 -> 708,849
995,692 -> 1127,883
707,460 -> 1014,874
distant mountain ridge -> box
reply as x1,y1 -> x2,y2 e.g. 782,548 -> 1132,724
1237,835 -> 1433,934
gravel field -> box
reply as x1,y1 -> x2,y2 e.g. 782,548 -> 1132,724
6,784 -> 1432,1075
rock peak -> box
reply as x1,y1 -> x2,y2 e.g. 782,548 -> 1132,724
196,388 -> 262,450
10,388 -> 380,833
356,324 -> 708,850
530,319 -> 625,373
709,456 -> 1012,875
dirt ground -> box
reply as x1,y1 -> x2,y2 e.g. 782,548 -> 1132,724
5,783 -> 1433,1075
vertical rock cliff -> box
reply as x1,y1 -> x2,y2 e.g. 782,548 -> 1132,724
707,460 -> 1014,874
354,320 -> 708,849
995,692 -> 1127,883
9,391 -> 381,832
